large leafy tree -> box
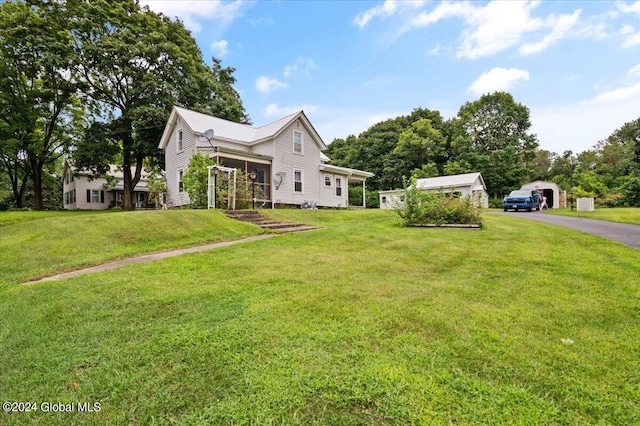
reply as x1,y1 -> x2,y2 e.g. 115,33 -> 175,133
455,92 -> 538,198
0,0 -> 79,209
394,118 -> 447,179
69,0 -> 247,210
325,108 -> 444,191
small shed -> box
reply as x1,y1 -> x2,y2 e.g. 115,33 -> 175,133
520,180 -> 564,209
380,172 -> 489,209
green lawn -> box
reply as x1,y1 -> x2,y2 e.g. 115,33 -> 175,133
546,207 -> 640,225
0,209 -> 264,284
1,209 -> 639,424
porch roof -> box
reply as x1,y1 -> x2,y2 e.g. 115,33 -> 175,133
319,164 -> 374,183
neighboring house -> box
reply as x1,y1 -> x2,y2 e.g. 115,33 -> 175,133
379,172 -> 489,209
521,180 -> 565,209
62,160 -> 151,210
157,106 -> 374,209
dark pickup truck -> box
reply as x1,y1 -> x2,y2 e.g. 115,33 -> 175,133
503,189 -> 541,212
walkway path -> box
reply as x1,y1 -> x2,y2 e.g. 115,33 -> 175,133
24,211 -> 323,285
490,211 -> 640,250
25,234 -> 277,284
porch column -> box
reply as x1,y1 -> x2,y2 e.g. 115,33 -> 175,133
362,180 -> 366,208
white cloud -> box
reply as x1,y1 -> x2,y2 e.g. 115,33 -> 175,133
140,0 -> 244,33
467,68 -> 530,96
457,1 -> 545,59
531,80 -> 640,152
283,64 -> 298,78
363,1 -> 588,59
283,57 -> 318,78
520,9 -> 581,54
211,40 -> 229,57
255,76 -> 288,94
628,63 -> 640,78
623,30 -> 640,47
354,0 -> 399,28
355,0 -> 425,28
264,103 -> 317,117
618,1 -> 640,16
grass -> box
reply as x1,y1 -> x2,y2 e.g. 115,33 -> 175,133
545,207 -> 640,225
1,209 -> 639,424
0,209 -> 264,284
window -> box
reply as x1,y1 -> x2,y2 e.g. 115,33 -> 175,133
336,177 -> 342,197
86,189 -> 104,203
177,129 -> 183,152
324,175 -> 332,187
293,131 -> 303,154
294,170 -> 303,193
178,170 -> 184,192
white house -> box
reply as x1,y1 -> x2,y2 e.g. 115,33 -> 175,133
379,172 -> 489,209
521,180 -> 565,209
62,161 -> 151,210
157,106 -> 374,209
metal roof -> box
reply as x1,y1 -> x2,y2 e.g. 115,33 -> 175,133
158,106 -> 326,149
415,172 -> 486,191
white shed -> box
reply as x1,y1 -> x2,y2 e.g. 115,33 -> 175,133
520,180 -> 565,209
379,172 -> 489,209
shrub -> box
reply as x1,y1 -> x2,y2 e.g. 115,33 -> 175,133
348,186 -> 379,208
394,183 -> 482,226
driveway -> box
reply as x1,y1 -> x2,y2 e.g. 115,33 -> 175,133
490,211 -> 640,250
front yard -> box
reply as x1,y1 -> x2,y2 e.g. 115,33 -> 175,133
1,209 -> 638,424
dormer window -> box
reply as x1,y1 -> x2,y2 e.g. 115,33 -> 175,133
293,131 -> 303,155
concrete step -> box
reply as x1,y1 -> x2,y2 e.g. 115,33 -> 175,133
223,209 -> 321,233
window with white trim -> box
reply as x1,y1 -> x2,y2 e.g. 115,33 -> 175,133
178,169 -> 184,192
86,189 -> 104,203
293,131 -> 303,154
336,177 -> 343,197
294,170 -> 303,193
177,129 -> 183,152
324,175 -> 332,187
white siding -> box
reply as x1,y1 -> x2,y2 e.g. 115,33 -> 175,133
319,172 -> 349,207
271,122 -> 323,206
164,117 -> 197,207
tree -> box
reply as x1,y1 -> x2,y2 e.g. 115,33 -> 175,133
324,108 -> 445,191
455,92 -> 538,198
183,153 -> 213,209
0,0 -> 79,209
394,118 -> 447,179
69,0 -> 247,210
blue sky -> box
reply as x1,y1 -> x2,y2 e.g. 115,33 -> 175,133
141,0 -> 640,155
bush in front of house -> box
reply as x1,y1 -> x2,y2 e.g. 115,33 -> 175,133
394,183 -> 482,226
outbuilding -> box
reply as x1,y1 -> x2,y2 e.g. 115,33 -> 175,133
520,180 -> 565,209
379,172 -> 489,209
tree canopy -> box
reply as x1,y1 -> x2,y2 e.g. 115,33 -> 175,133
0,0 -> 247,210
0,0 -> 80,209
68,0 -> 248,209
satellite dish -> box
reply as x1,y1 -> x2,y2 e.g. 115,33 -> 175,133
199,129 -> 215,144
274,172 -> 286,189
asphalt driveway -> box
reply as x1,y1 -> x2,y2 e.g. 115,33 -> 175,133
490,211 -> 640,250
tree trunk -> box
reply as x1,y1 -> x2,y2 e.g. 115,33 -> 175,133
122,152 -> 134,210
30,157 -> 44,210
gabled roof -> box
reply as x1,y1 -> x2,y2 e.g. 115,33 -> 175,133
415,172 -> 486,191
158,106 -> 326,150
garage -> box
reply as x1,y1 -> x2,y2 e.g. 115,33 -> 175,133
520,180 -> 565,209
